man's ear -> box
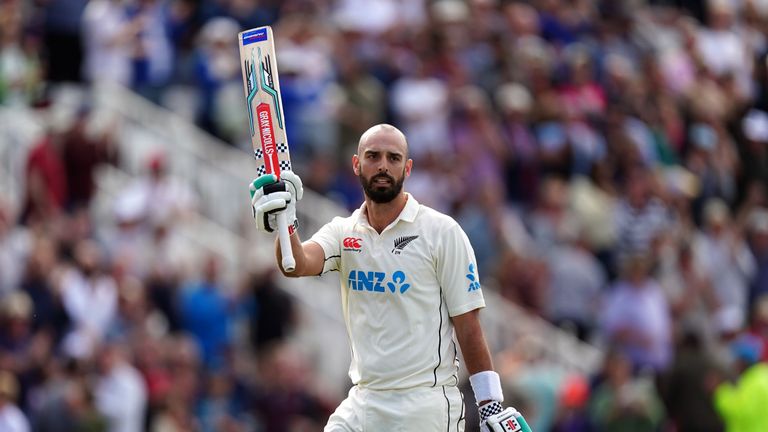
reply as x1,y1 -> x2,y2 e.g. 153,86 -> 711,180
405,159 -> 413,177
352,154 -> 360,176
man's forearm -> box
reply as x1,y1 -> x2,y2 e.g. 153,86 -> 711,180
453,310 -> 493,375
276,232 -> 305,276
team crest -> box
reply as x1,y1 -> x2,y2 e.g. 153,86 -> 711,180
392,235 -> 419,255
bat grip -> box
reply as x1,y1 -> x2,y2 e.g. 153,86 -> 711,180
276,211 -> 296,273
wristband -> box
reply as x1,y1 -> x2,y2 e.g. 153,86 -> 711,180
469,370 -> 504,405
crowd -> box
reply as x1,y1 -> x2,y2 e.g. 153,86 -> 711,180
3,0 -> 768,431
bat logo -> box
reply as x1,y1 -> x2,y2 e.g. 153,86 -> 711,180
257,48 -> 284,130
244,54 -> 258,137
242,28 -> 268,45
245,60 -> 256,96
256,103 -> 278,173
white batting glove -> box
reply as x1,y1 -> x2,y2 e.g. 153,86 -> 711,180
479,401 -> 532,432
249,171 -> 303,234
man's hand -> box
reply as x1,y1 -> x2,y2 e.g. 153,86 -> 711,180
249,171 -> 303,234
479,401 -> 533,432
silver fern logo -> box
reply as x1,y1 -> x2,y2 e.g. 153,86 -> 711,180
392,235 -> 419,255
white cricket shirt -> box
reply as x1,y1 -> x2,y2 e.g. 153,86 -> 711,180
309,193 -> 486,390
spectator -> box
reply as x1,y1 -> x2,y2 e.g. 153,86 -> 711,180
737,110 -> 768,200
31,374 -> 109,432
0,290 -> 53,411
246,268 -> 296,354
696,1 -> 752,99
694,198 -> 756,329
748,295 -> 768,363
121,152 -> 197,228
81,0 -> 138,86
451,85 -> 507,189
660,332 -> 724,432
60,107 -> 118,209
41,0 -> 88,83
154,335 -> 202,427
21,113 -> 69,225
568,159 -> 618,271
251,343 -> 333,432
132,337 -> 171,429
0,200 -> 31,296
658,242 -> 720,347
144,222 -> 185,332
713,334 -> 768,432
389,59 -> 451,161
192,17 -> 243,142
527,175 -> 579,254
601,253 -> 673,372
60,239 -> 118,359
94,343 -> 147,432
149,395 -> 198,432
0,1 -> 43,106
0,370 -> 29,432
179,254 -> 232,369
747,208 -> 768,306
196,371 -> 248,432
123,0 -> 173,101
274,16 -> 338,159
496,82 -> 540,205
551,374 -> 594,432
333,53 -> 386,163
614,167 -> 670,269
589,350 -> 665,432
544,226 -> 606,341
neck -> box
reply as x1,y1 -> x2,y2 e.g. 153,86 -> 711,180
364,193 -> 408,233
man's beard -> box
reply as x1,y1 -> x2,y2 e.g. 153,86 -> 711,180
359,171 -> 404,203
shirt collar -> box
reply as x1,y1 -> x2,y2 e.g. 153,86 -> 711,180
356,193 -> 420,227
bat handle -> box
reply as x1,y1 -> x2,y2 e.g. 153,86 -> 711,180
276,211 -> 296,273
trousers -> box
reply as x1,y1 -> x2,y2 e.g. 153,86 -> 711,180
325,384 -> 465,432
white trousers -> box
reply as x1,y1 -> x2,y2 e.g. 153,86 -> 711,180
325,385 -> 465,432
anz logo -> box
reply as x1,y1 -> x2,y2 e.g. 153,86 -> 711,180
348,270 -> 411,294
466,263 -> 481,292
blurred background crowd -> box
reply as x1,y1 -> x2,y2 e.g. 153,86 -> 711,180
3,0 -> 768,431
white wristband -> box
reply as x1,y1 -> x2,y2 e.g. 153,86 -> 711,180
469,370 -> 504,404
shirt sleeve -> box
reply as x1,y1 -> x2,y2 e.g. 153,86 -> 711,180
435,219 -> 486,316
308,217 -> 343,275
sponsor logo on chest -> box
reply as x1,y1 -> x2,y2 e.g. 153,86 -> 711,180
347,270 -> 411,294
343,237 -> 363,252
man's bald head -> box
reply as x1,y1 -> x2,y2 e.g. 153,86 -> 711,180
353,124 -> 412,204
357,124 -> 409,158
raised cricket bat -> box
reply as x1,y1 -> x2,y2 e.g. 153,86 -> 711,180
238,26 -> 296,272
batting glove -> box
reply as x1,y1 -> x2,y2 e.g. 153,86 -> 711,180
249,171 -> 303,234
479,401 -> 532,432
471,371 -> 532,432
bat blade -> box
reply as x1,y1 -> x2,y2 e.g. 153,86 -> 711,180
239,26 -> 292,179
239,26 -> 296,272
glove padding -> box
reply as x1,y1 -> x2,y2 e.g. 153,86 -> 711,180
249,171 -> 303,233
479,401 -> 532,432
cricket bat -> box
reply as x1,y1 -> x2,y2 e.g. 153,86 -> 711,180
238,26 -> 296,272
